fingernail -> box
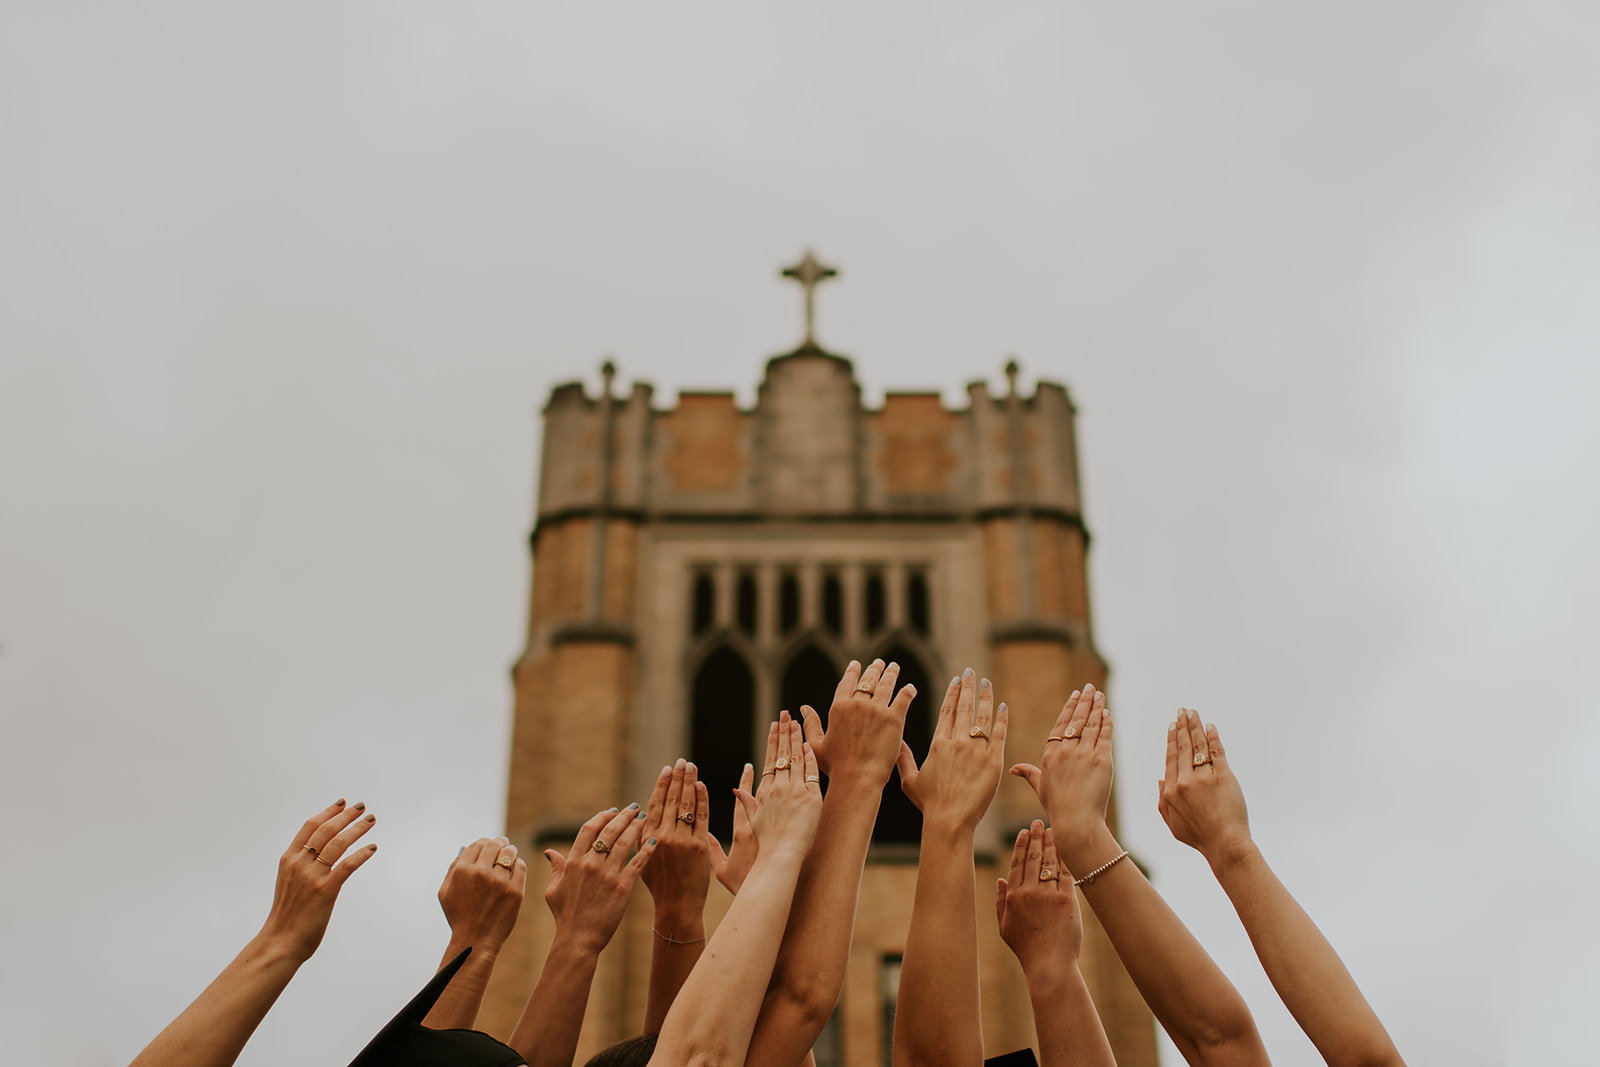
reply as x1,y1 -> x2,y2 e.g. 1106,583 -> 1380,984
744,763 -> 753,772
675,758 -> 686,769
647,838 -> 657,846
950,676 -> 961,686
544,851 -> 556,866
849,660 -> 860,669
457,846 -> 465,856
980,677 -> 990,689
661,765 -> 672,776
353,802 -> 365,811
963,667 -> 974,678
636,810 -> 646,819
334,798 -> 346,807
1070,690 -> 1080,700
364,814 -> 375,822
1207,723 -> 1215,733
998,702 -> 1007,713
1169,722 -> 1177,732
607,807 -> 619,813
369,844 -> 378,852
627,801 -> 639,809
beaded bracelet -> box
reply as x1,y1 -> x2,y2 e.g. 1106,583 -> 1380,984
1073,849 -> 1129,886
653,926 -> 708,946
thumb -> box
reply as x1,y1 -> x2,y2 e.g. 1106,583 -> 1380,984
707,834 -> 729,871
799,704 -> 825,746
995,878 -> 1008,926
543,849 -> 564,876
895,740 -> 918,782
1010,763 -> 1043,797
733,788 -> 759,826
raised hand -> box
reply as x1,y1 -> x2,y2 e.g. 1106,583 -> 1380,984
1158,709 -> 1252,864
129,799 -> 378,1067
261,799 -> 379,962
438,836 -> 527,952
896,669 -> 1008,832
424,835 -> 528,1031
1010,683 -> 1112,850
542,805 -> 657,953
641,759 -> 714,916
799,658 -> 916,787
997,821 -> 1083,973
708,760 -> 758,894
745,712 -> 823,861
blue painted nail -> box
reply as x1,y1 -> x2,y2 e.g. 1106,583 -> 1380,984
963,667 -> 974,678
980,677 -> 990,689
607,807 -> 619,813
636,810 -> 646,819
647,838 -> 657,846
457,846 -> 465,856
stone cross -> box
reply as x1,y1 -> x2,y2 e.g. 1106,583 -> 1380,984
781,249 -> 839,348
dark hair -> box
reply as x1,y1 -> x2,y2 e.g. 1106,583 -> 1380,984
583,1033 -> 658,1067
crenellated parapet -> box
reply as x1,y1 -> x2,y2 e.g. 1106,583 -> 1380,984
534,348 -> 1085,527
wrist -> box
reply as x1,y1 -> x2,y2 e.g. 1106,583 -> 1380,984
246,928 -> 315,971
444,934 -> 501,962
822,766 -> 892,794
919,818 -> 976,851
650,902 -> 706,940
1019,953 -> 1080,991
1205,835 -> 1260,877
1053,823 -> 1119,874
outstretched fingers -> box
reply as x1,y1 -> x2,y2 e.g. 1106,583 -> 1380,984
935,674 -> 962,740
291,799 -> 347,851
833,659 -> 864,705
318,808 -> 377,866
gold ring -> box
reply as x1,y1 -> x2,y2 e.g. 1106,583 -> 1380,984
302,845 -> 319,857
592,839 -> 612,854
1046,736 -> 1066,743
314,855 -> 335,867
805,775 -> 821,783
494,859 -> 514,870
774,757 -> 790,771
1063,726 -> 1077,738
677,811 -> 695,825
969,726 -> 989,740
1038,868 -> 1059,882
1192,752 -> 1211,767
855,682 -> 875,693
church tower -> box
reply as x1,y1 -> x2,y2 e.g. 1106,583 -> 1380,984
481,254 -> 1159,1067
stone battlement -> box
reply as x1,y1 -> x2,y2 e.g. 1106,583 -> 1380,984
537,350 -> 1084,524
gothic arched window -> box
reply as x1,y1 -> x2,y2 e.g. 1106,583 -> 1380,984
907,571 -> 931,636
779,572 -> 802,634
822,572 -> 844,636
691,573 -> 715,635
873,644 -> 935,844
864,570 -> 887,633
781,645 -> 838,728
736,572 -> 758,636
691,647 -> 755,843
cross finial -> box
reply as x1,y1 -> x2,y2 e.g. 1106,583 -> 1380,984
1004,358 -> 1020,398
781,249 -> 839,348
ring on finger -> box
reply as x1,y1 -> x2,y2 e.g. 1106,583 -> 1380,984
302,845 -> 320,857
804,774 -> 821,784
1192,752 -> 1212,767
774,756 -> 790,771
314,855 -> 334,867
1038,868 -> 1059,882
592,839 -> 612,854
855,680 -> 875,692
676,811 -> 695,825
969,726 -> 990,740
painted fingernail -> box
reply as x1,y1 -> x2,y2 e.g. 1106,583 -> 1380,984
950,676 -> 961,687
364,814 -> 375,822
457,846 -> 465,856
980,677 -> 990,689
627,801 -> 639,809
963,667 -> 974,678
636,810 -> 646,819
353,802 -> 365,811
999,702 -> 1007,713
334,798 -> 346,807
544,851 -> 557,866
368,844 -> 378,852
607,807 -> 619,813
647,838 -> 657,847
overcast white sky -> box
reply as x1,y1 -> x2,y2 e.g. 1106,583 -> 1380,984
3,4 -> 1599,1065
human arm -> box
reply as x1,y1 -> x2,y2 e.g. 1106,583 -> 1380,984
507,806 -> 656,1067
1011,686 -> 1268,1067
743,658 -> 917,1066
892,670 -> 1008,1067
641,760 -> 715,1033
129,799 -> 378,1067
996,822 -> 1116,1067
1159,712 -> 1405,1067
650,718 -> 823,1067
421,836 -> 527,1031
